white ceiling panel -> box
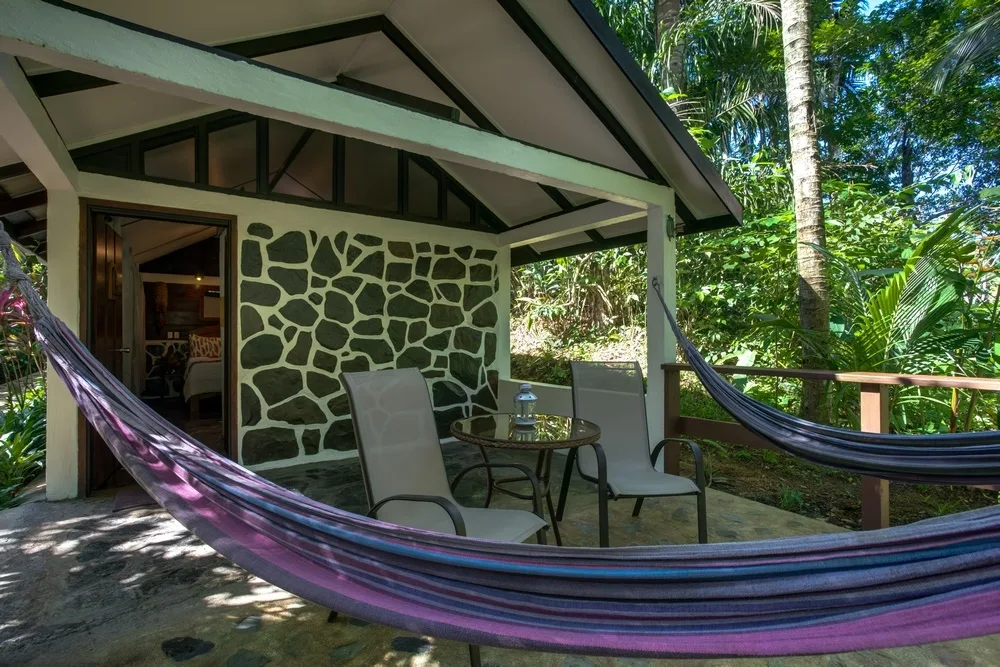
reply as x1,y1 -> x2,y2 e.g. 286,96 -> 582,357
389,0 -> 641,176
42,85 -> 212,150
63,0 -> 391,49
4,0 -> 741,259
339,32 -> 473,125
121,218 -> 216,264
438,159 -> 560,226
258,37 -> 369,83
523,0 -> 739,221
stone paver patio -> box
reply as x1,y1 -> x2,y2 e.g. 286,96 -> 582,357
2,443 -> 998,666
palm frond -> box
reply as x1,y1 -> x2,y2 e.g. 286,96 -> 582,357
934,10 -> 1000,92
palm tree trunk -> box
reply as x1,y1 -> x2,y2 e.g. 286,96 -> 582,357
900,123 -> 914,188
780,0 -> 829,419
656,0 -> 685,93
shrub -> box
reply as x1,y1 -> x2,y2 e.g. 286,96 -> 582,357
0,386 -> 46,509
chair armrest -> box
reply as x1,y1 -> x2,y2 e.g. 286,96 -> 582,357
366,494 -> 467,536
451,462 -> 545,518
651,438 -> 706,492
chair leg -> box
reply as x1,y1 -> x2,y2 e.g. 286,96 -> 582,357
555,449 -> 576,522
544,490 -> 562,547
697,491 -> 708,544
477,446 -> 494,508
469,644 -> 482,667
632,497 -> 644,517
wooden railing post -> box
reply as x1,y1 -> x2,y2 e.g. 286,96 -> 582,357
860,383 -> 890,530
663,367 -> 681,475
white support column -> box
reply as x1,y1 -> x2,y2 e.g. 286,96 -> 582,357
0,54 -> 81,499
645,198 -> 677,449
43,190 -> 81,499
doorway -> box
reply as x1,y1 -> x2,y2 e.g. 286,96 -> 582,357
83,202 -> 236,494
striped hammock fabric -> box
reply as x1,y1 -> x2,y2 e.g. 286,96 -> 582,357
651,279 -> 1000,485
5,232 -> 1000,658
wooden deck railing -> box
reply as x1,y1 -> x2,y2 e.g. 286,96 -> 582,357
662,363 -> 1000,529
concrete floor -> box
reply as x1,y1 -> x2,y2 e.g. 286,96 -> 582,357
2,444 -> 1000,666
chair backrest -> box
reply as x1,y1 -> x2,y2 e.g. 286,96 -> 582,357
341,369 -> 455,525
570,361 -> 652,479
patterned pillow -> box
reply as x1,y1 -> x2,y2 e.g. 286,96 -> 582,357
189,334 -> 221,359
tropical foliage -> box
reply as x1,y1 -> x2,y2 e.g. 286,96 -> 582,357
0,386 -> 45,509
513,0 -> 1000,437
0,249 -> 47,509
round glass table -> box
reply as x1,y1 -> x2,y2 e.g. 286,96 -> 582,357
451,413 -> 608,547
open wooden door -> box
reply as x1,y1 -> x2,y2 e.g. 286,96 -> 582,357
87,216 -> 130,492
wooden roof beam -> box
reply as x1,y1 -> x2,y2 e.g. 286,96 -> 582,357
499,200 -> 643,247
27,15 -> 385,98
0,54 -> 77,192
0,188 -> 45,215
0,0 -> 671,209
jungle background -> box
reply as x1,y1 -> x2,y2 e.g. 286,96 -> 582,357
511,0 -> 1000,527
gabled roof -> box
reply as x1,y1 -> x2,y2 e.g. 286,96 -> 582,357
0,0 -> 742,262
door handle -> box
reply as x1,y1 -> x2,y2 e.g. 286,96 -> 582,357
112,347 -> 131,353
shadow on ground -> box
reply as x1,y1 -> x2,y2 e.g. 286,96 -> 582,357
1,444 -> 997,666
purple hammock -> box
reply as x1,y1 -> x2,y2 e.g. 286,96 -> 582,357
4,232 -> 1000,659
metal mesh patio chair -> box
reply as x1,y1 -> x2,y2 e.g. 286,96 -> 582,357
559,360 -> 708,544
341,368 -> 549,542
342,368 -> 549,667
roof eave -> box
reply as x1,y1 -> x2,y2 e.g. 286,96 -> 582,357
564,0 -> 744,225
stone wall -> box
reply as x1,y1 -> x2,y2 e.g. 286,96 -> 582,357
238,221 -> 501,466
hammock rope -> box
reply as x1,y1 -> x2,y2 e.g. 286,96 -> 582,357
5,231 -> 1000,658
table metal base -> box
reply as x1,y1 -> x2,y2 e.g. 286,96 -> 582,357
475,444 -> 609,548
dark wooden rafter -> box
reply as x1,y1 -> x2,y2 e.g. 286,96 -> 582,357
335,76 -> 460,122
12,218 -> 47,239
0,190 -> 46,216
512,229 -> 646,267
494,0 -> 711,234
408,153 -> 507,233
566,0 -> 743,225
268,128 -> 315,190
0,163 -> 31,180
52,107 -> 505,234
256,118 -> 270,195
380,18 -> 592,221
3,4 -> 740,261
495,0 -> 665,186
15,8 -> 644,236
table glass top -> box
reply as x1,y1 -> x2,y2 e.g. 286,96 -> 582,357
451,413 -> 600,449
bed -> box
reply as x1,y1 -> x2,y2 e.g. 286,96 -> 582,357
184,325 -> 223,419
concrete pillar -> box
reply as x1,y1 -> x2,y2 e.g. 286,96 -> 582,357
0,55 -> 82,499
44,190 -> 82,499
646,198 -> 677,449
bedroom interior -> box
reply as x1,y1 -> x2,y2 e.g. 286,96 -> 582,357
113,216 -> 229,459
